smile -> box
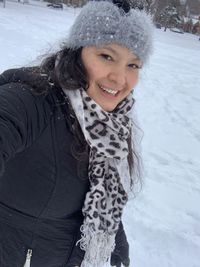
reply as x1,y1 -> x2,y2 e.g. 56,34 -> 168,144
99,85 -> 118,96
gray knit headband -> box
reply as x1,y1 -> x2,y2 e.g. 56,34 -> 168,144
67,1 -> 153,63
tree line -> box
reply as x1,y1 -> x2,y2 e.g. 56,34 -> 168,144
61,0 -> 200,34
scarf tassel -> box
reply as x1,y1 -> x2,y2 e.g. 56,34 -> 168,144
79,224 -> 115,267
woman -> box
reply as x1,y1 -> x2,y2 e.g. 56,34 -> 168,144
0,1 -> 153,267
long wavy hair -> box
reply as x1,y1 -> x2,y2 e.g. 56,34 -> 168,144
38,46 -> 141,190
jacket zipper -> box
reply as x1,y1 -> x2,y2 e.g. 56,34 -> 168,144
23,249 -> 32,267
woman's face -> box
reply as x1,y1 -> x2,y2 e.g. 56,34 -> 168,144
81,43 -> 142,112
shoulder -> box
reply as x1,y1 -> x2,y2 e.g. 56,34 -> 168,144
0,67 -> 58,117
0,82 -> 54,123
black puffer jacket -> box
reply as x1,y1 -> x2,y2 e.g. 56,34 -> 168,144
0,68 -> 89,267
0,68 -> 130,267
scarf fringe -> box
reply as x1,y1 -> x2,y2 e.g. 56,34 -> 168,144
78,223 -> 115,267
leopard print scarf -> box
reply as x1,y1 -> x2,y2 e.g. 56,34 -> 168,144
63,88 -> 134,267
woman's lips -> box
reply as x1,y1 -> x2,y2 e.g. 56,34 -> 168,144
98,84 -> 119,97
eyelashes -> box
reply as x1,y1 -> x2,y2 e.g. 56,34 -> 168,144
100,54 -> 113,61
128,63 -> 142,69
99,53 -> 142,69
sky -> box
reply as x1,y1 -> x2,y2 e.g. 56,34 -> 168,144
0,1 -> 200,266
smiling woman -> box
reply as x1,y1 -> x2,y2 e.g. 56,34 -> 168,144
81,44 -> 141,112
0,1 -> 153,267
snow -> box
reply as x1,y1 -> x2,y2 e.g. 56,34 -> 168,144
0,1 -> 200,266
0,0 -> 80,71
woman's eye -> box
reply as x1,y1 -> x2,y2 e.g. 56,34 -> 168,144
128,63 -> 142,69
100,54 -> 113,61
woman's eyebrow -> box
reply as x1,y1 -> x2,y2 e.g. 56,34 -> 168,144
129,57 -> 141,62
100,46 -> 118,55
128,54 -> 140,61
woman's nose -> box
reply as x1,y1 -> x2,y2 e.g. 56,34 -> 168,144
108,67 -> 126,88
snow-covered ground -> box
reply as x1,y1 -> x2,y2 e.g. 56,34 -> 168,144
1,1 -> 200,266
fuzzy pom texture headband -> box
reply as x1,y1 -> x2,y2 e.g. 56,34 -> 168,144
67,1 -> 153,63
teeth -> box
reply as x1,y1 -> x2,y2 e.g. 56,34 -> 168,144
100,86 -> 118,95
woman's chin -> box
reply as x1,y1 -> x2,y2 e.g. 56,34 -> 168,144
99,103 -> 116,112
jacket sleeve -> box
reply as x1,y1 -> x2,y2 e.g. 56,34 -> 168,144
0,82 -> 52,176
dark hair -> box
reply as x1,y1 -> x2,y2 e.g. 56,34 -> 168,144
112,0 -> 131,13
41,47 -> 87,91
40,46 -> 141,191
